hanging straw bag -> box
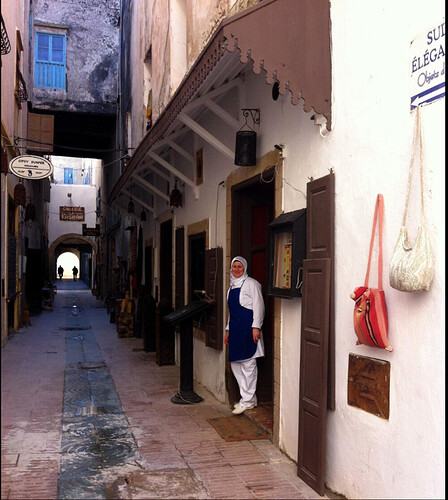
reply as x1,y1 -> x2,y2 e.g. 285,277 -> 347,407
351,194 -> 392,352
389,107 -> 435,292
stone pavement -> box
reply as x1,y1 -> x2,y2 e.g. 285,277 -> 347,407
1,281 -> 329,499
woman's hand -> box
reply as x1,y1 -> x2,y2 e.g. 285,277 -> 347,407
224,331 -> 229,345
252,328 -> 261,343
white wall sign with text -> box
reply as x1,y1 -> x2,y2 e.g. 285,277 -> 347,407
410,20 -> 445,109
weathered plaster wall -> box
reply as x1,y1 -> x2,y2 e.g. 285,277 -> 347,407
1,0 -> 30,139
186,0 -> 259,65
32,0 -> 120,113
150,0 -> 171,118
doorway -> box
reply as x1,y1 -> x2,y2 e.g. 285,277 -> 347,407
230,171 -> 275,420
57,252 -> 80,280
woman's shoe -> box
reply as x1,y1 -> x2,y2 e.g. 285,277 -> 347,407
232,403 -> 254,415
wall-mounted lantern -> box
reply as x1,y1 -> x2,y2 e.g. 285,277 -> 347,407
234,108 -> 260,167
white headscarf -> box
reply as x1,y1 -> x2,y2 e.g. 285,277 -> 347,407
230,256 -> 249,289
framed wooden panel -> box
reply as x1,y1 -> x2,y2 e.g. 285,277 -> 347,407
297,258 -> 330,496
348,353 -> 390,420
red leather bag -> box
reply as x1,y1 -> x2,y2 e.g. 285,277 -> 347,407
350,194 -> 393,352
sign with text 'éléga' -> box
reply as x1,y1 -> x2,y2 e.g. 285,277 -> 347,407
410,20 -> 445,109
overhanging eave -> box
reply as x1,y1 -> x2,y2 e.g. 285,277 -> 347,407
108,0 -> 331,206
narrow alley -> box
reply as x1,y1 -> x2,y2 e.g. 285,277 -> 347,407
1,281 -> 329,500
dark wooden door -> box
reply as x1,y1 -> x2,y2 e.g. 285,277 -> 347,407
231,176 -> 274,404
159,220 -> 173,304
144,245 -> 153,295
205,247 -> 224,351
157,220 -> 174,365
297,172 -> 335,495
175,227 -> 185,309
297,258 -> 330,495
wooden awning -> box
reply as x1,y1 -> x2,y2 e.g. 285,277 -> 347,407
109,0 -> 331,207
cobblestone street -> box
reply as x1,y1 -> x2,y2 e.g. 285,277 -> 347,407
1,281 -> 329,499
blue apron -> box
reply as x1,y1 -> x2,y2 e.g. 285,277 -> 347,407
228,287 -> 257,362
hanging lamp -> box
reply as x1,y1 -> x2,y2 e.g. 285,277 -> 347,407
170,177 -> 182,208
14,181 -> 26,206
234,109 -> 260,167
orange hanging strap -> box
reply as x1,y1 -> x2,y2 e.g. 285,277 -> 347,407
364,194 -> 384,289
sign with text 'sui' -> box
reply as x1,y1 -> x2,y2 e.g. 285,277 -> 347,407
410,20 -> 445,109
8,155 -> 53,179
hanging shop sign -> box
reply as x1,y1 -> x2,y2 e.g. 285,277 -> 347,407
60,206 -> 85,221
82,224 -> 100,236
8,155 -> 53,180
410,20 -> 445,109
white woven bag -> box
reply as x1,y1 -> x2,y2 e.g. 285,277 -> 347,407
389,107 -> 435,292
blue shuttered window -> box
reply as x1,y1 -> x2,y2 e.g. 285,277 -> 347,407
34,32 -> 66,89
64,168 -> 74,184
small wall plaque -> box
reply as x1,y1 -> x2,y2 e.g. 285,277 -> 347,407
348,353 -> 390,419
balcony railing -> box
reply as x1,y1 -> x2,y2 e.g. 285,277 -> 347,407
15,69 -> 28,103
1,14 -> 11,55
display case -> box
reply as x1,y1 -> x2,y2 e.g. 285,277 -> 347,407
267,208 -> 306,298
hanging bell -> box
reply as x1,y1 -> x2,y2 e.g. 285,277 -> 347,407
234,130 -> 257,166
140,209 -> 147,222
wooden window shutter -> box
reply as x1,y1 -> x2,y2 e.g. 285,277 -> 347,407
297,257 -> 330,496
205,247 -> 223,350
27,113 -> 54,152
1,146 -> 8,174
306,171 -> 335,410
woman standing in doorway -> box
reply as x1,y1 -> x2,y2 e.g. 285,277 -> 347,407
224,256 -> 265,415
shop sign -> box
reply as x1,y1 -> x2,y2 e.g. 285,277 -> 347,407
82,224 -> 100,236
410,20 -> 445,109
60,206 -> 85,221
8,155 -> 53,179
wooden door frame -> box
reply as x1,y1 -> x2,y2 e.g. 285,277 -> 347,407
225,149 -> 283,445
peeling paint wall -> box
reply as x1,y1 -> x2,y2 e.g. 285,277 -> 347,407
31,0 -> 120,114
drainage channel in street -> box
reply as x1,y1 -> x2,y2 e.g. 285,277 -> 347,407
58,302 -> 144,499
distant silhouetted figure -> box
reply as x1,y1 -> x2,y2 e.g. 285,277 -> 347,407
72,266 -> 78,281
58,265 -> 64,279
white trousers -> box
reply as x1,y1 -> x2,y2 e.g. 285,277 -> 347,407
231,357 -> 258,407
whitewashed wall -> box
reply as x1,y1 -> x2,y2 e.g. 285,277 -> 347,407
185,2 -> 445,497
235,2 -> 445,499
48,184 -> 98,247
325,3 -> 445,498
124,1 -> 445,497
